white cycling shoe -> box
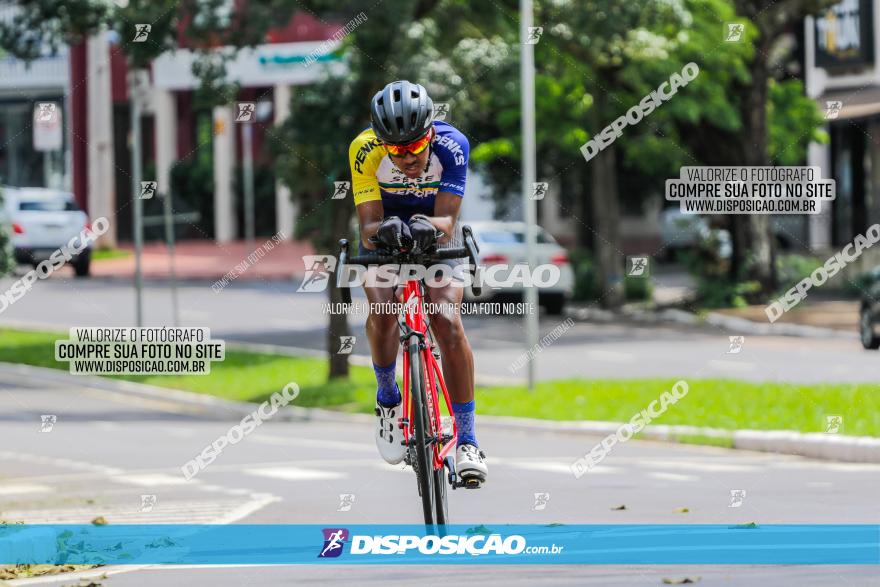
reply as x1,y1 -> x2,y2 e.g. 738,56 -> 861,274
374,403 -> 406,464
456,443 -> 488,484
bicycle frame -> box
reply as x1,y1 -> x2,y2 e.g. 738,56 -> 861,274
399,278 -> 458,471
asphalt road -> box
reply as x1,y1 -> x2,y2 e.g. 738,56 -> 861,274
0,366 -> 877,586
0,276 -> 878,384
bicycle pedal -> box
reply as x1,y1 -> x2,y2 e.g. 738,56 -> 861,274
461,476 -> 484,489
457,471 -> 485,489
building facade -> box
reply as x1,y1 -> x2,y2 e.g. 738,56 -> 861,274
806,0 -> 880,250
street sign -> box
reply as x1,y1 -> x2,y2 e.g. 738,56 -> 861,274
33,102 -> 62,151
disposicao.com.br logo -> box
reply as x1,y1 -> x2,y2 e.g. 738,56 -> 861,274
317,528 -> 563,558
297,255 -> 562,291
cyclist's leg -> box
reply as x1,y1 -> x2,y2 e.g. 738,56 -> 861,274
364,267 -> 407,464
363,280 -> 398,371
425,279 -> 486,481
423,281 -> 474,408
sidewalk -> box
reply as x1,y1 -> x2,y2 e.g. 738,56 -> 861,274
713,299 -> 858,332
91,239 -> 315,281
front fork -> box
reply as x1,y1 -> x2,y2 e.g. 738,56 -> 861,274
398,281 -> 458,476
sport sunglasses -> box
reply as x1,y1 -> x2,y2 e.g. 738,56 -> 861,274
383,128 -> 434,157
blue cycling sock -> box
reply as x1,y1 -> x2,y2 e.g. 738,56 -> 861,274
374,361 -> 401,407
452,400 -> 477,447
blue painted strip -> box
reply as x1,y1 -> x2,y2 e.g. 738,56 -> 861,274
0,525 -> 877,565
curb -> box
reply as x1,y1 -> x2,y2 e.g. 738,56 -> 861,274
568,305 -> 858,340
2,362 -> 878,464
476,415 -> 880,463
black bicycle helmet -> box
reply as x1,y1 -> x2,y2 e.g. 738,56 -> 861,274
370,80 -> 434,145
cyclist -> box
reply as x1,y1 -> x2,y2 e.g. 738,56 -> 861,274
348,80 -> 487,484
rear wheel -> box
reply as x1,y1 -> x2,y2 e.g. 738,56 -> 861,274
408,344 -> 437,526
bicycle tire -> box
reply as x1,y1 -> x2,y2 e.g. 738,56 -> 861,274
408,343 -> 436,526
433,449 -> 449,525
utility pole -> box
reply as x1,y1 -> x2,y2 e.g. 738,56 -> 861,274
521,0 -> 539,390
129,70 -> 146,327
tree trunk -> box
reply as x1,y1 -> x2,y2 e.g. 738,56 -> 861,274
591,144 -> 625,308
327,277 -> 350,379
327,191 -> 351,379
731,31 -> 776,294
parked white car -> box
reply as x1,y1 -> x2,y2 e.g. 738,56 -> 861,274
660,208 -> 732,259
2,187 -> 92,277
465,221 -> 573,315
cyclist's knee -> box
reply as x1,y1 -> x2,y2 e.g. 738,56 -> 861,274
367,310 -> 396,335
431,312 -> 465,345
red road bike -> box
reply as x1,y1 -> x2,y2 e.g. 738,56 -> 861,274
337,226 -> 482,527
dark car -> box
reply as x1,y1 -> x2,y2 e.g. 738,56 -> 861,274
859,265 -> 880,349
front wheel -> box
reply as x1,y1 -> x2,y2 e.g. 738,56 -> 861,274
409,344 -> 437,527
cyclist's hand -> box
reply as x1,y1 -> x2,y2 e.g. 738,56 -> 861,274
408,214 -> 438,252
376,216 -> 412,250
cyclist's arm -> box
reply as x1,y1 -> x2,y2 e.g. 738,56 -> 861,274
428,127 -> 469,243
356,200 -> 385,250
349,130 -> 385,249
423,192 -> 462,244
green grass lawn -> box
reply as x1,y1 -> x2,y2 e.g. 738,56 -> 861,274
2,328 -> 878,437
91,248 -> 132,261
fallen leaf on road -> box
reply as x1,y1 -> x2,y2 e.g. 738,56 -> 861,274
729,522 -> 759,529
465,525 -> 492,535
611,505 -> 627,510
91,516 -> 107,525
662,577 -> 701,584
673,507 -> 690,513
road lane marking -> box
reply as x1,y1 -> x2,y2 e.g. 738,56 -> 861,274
113,474 -> 197,487
495,458 -> 620,475
0,483 -> 51,495
638,459 -> 755,472
0,450 -> 124,476
244,466 -> 346,481
250,434 -> 373,453
1,495 -> 279,525
649,472 -> 698,482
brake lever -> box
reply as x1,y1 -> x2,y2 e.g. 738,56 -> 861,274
461,225 -> 482,297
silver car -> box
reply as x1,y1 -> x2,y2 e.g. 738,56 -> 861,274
3,187 -> 92,277
466,221 -> 574,315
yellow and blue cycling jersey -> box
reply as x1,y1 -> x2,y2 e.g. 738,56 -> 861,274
348,121 -> 469,221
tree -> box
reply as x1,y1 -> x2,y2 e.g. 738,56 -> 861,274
272,0 -> 441,379
724,0 -> 836,294
425,0 -> 701,307
0,190 -> 13,277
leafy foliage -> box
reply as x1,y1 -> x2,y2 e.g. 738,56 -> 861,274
0,189 -> 13,277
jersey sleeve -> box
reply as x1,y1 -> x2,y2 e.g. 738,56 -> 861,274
435,128 -> 469,197
348,131 -> 384,206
